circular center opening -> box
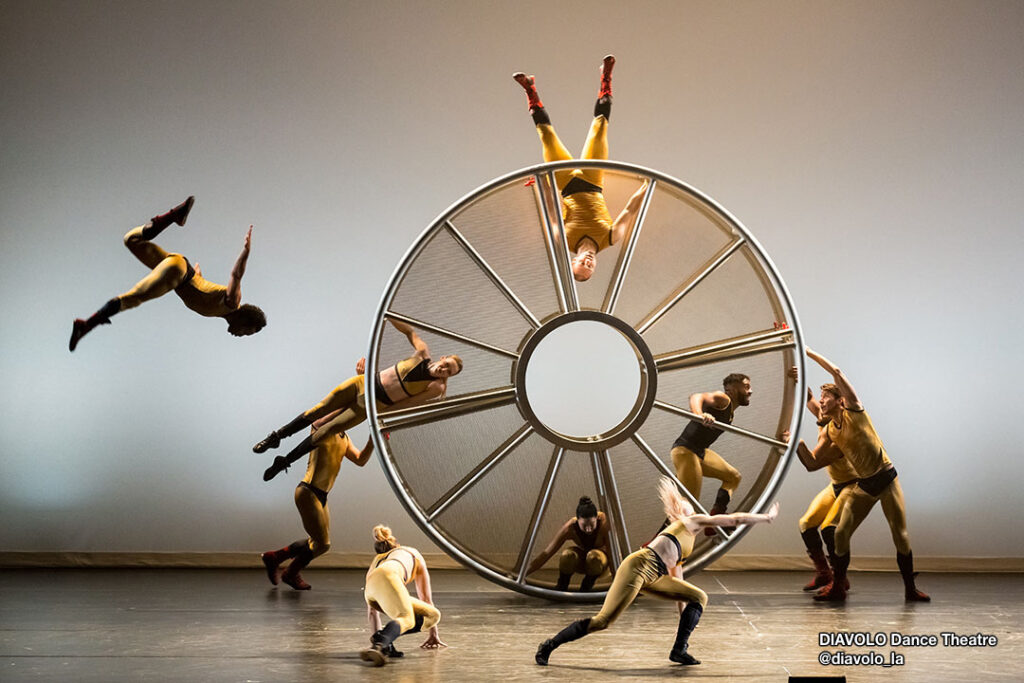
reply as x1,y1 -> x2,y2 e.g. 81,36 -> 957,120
524,320 -> 642,438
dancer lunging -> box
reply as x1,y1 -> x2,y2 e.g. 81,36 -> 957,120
513,55 -> 647,281
796,348 -> 929,603
360,526 -> 444,666
535,477 -> 777,666
260,410 -> 374,590
69,196 -> 265,350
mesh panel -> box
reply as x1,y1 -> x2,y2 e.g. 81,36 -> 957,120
433,432 -> 553,574
386,403 -> 526,512
388,229 -> 533,353
525,451 -> 602,575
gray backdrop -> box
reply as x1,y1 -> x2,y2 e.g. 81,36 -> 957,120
2,0 -> 1022,561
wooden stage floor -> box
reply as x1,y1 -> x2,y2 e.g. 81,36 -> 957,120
1,568 -> 1020,682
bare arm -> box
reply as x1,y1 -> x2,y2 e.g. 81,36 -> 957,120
345,436 -> 375,467
690,391 -> 729,426
225,225 -> 252,309
796,432 -> 844,472
526,521 -> 572,575
389,319 -> 429,359
384,380 -> 445,411
366,601 -> 382,633
412,551 -> 446,648
609,181 -> 649,245
806,348 -> 862,410
685,501 -> 779,533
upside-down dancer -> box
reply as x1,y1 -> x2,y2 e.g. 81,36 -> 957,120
254,319 -> 461,480
791,366 -> 858,593
259,409 -> 374,591
535,477 -> 778,667
513,55 -> 647,282
796,348 -> 929,603
69,196 -> 266,351
360,525 -> 445,666
525,496 -> 613,591
670,373 -> 751,535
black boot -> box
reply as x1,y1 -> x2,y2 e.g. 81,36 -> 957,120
555,572 -> 571,592
361,620 -> 402,667
536,618 -> 590,666
669,602 -> 703,665
143,195 -> 194,239
579,574 -> 599,592
69,298 -> 121,351
254,413 -> 313,453
815,552 -> 849,602
263,435 -> 315,481
280,540 -> 314,590
897,551 -> 930,602
705,488 -> 732,536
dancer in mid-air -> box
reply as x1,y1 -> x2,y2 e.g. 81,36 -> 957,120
513,55 -> 648,281
669,373 -> 750,535
525,496 -> 612,592
790,366 -> 858,593
796,348 -> 929,602
254,319 -> 461,480
535,477 -> 778,667
259,407 -> 374,591
69,196 -> 266,351
360,525 -> 444,666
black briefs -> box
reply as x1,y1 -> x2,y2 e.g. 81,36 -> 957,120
374,373 -> 394,406
856,466 -> 898,497
297,480 -> 328,506
561,176 -> 603,197
832,479 -> 857,497
174,257 -> 196,292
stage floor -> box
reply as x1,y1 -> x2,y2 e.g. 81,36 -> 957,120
1,568 -> 1020,682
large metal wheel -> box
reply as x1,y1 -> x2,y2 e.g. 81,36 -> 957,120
366,161 -> 805,600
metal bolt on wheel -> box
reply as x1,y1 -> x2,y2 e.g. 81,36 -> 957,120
367,161 -> 805,600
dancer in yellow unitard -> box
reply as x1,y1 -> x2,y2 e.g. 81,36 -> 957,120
69,196 -> 265,351
526,496 -> 612,592
513,55 -> 647,282
360,525 -> 444,666
259,408 -> 375,591
670,373 -> 751,534
254,319 -> 462,480
796,348 -> 929,603
535,477 -> 778,667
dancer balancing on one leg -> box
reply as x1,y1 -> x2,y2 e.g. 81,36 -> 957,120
513,55 -> 648,282
360,525 -> 445,667
796,348 -> 930,603
69,197 -> 266,351
259,408 -> 375,591
535,477 -> 778,667
525,496 -> 613,592
254,319 -> 462,481
669,373 -> 750,535
789,366 -> 858,593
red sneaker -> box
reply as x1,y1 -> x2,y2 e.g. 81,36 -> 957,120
281,570 -> 311,591
260,552 -> 281,586
513,72 -> 543,110
599,55 -> 615,99
813,582 -> 847,602
905,588 -> 930,602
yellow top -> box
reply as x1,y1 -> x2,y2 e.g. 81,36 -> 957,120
175,274 -> 232,318
563,190 -> 613,253
659,520 -> 698,566
303,431 -> 350,492
393,354 -> 434,399
826,408 -> 892,478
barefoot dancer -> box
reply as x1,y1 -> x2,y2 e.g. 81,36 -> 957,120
69,197 -> 265,350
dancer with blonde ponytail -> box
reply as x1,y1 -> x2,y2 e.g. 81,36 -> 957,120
535,478 -> 778,667
360,526 -> 444,666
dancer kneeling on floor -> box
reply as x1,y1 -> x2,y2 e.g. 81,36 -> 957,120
361,526 -> 445,666
536,477 -> 778,667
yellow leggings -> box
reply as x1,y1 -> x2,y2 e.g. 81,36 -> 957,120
834,476 -> 911,556
537,116 -> 609,190
798,484 -> 843,533
588,548 -> 707,633
118,226 -> 188,310
671,446 -> 742,500
365,564 -> 441,634
302,376 -> 369,447
559,547 -> 608,577
293,485 -> 330,557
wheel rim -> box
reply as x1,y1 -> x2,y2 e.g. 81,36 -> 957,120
367,160 -> 806,600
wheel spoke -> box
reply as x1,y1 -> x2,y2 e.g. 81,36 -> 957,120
652,400 -> 788,448
444,221 -> 541,329
384,311 -> 520,359
532,172 -> 579,313
631,434 -> 731,540
377,386 -> 517,431
602,179 -> 656,315
515,446 -> 565,583
655,328 -> 794,372
591,452 -> 624,568
598,449 -> 631,553
425,423 -> 534,521
636,238 -> 745,334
